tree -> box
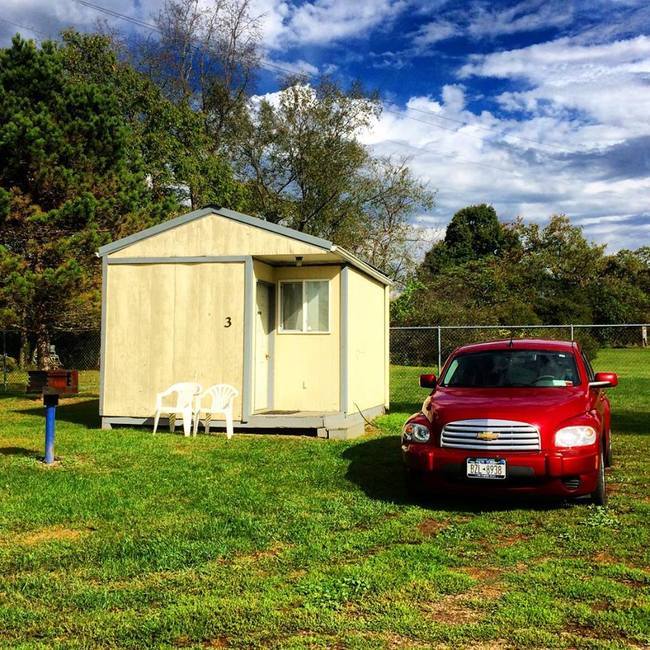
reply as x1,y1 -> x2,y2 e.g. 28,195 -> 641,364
140,0 -> 261,150
513,215 -> 605,324
236,79 -> 434,282
422,204 -> 519,275
349,157 -> 435,281
592,248 -> 650,324
400,210 -> 650,329
62,30 -> 246,212
0,36 -> 176,367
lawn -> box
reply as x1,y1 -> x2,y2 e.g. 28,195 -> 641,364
0,350 -> 648,649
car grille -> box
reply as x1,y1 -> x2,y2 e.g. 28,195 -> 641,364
441,418 -> 541,451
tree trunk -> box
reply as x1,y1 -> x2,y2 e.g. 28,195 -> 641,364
19,330 -> 30,369
35,326 -> 52,371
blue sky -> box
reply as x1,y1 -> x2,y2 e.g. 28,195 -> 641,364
1,0 -> 650,252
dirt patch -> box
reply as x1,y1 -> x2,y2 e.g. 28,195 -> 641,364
458,566 -> 506,601
491,525 -> 531,547
592,550 -> 616,564
10,525 -> 87,546
461,566 -> 501,581
498,532 -> 530,547
418,518 -> 449,536
423,594 -> 482,624
383,633 -> 432,648
227,543 -> 291,569
246,543 -> 288,561
421,567 -> 505,625
202,638 -> 229,648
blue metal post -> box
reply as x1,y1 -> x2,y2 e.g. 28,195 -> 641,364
43,393 -> 58,464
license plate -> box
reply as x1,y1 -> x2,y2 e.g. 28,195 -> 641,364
466,458 -> 506,479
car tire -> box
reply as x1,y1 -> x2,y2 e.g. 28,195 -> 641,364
605,430 -> 613,468
590,449 -> 607,506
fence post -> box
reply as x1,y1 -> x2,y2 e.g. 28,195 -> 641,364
2,330 -> 6,392
570,324 -> 574,340
437,326 -> 442,374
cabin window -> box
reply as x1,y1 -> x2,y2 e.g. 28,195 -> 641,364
280,280 -> 330,333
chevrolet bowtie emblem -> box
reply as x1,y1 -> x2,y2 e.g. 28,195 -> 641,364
477,431 -> 499,441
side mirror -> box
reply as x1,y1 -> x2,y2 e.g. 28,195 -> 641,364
419,373 -> 437,389
589,372 -> 618,388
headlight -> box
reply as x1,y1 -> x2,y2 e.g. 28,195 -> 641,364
555,425 -> 597,447
403,422 -> 430,443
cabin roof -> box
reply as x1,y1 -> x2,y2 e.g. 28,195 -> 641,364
97,206 -> 391,285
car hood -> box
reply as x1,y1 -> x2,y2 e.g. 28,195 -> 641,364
428,387 -> 589,435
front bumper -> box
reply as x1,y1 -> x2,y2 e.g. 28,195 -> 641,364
402,444 -> 600,497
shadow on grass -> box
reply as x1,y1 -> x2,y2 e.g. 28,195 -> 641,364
612,410 -> 649,436
0,390 -> 36,400
0,446 -> 40,458
18,399 -> 100,429
343,435 -> 577,512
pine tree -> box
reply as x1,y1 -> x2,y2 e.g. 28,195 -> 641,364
0,36 -> 176,368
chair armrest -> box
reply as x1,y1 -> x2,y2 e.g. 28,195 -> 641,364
155,387 -> 176,409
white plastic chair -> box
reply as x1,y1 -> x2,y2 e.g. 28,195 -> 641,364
153,382 -> 202,437
193,384 -> 239,439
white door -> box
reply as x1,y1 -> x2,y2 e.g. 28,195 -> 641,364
254,282 -> 273,411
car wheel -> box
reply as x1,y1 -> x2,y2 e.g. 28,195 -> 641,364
605,430 -> 613,468
590,449 -> 607,506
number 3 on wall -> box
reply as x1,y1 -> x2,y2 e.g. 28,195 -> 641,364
224,317 -> 232,328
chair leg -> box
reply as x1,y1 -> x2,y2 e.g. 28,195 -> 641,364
225,408 -> 233,440
204,412 -> 212,435
153,411 -> 160,434
182,409 -> 191,437
193,411 -> 200,436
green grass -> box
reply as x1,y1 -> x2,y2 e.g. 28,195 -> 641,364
0,350 -> 648,649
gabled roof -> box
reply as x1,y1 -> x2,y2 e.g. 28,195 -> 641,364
97,206 -> 391,285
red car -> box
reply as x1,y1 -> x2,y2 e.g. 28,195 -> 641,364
402,339 -> 618,504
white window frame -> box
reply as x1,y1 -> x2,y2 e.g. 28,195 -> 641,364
278,279 -> 331,334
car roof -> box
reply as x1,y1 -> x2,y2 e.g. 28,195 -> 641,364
453,338 -> 578,355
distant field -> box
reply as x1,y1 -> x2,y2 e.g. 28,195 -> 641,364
0,349 -> 648,648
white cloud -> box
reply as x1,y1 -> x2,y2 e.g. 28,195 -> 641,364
0,0 -> 156,42
286,0 -> 406,46
461,35 -> 650,130
409,0 -> 575,54
411,20 -> 457,48
250,0 -> 290,48
0,0 -> 405,52
358,53 -> 650,252
263,55 -> 319,76
466,0 -> 574,38
252,0 -> 406,49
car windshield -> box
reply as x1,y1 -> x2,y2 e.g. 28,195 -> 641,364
441,349 -> 581,388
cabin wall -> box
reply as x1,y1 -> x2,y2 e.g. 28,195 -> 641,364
102,261 -> 245,419
346,268 -> 388,413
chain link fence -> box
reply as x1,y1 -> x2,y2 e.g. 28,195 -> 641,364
2,324 -> 648,406
390,324 -> 649,410
1,330 -> 101,393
